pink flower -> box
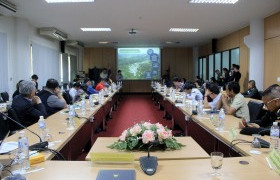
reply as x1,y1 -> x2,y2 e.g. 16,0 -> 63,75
156,123 -> 164,130
143,122 -> 152,129
119,130 -> 128,141
157,128 -> 170,141
142,130 -> 155,144
129,124 -> 142,136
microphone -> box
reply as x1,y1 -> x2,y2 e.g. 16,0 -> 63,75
140,141 -> 158,176
0,111 -> 48,151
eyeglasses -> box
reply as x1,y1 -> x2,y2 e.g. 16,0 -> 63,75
263,98 -> 280,109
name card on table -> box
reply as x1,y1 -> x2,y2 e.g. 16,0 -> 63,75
267,150 -> 280,175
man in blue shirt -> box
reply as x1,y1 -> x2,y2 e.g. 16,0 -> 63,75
84,78 -> 98,94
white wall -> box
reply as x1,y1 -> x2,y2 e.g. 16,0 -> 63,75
0,16 -> 60,98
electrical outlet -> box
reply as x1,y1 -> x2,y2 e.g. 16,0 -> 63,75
277,77 -> 280,83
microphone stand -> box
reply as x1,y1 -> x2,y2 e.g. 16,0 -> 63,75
0,111 -> 48,151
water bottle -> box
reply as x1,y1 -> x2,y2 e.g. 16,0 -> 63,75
81,98 -> 86,114
38,116 -> 46,140
192,99 -> 197,111
270,122 -> 279,151
89,94 -> 95,108
218,109 -> 225,131
182,92 -> 186,105
18,131 -> 30,171
67,105 -> 76,130
197,100 -> 204,117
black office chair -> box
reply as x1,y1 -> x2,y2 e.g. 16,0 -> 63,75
1,92 -> 9,102
247,100 -> 266,123
0,114 -> 10,141
62,90 -> 72,105
7,107 -> 23,132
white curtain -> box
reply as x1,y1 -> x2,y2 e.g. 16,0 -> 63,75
70,55 -> 77,81
62,53 -> 69,83
0,32 -> 8,92
32,43 -> 59,89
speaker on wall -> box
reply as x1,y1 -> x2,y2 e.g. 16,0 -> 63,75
212,39 -> 218,53
60,41 -> 66,53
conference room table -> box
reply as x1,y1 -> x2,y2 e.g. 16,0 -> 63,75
0,87 -> 121,161
85,137 -> 209,161
151,86 -> 276,167
25,157 -> 279,180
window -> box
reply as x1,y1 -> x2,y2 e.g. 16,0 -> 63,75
209,55 -> 214,80
222,51 -> 230,70
202,57 -> 207,81
231,48 -> 240,66
215,53 -> 221,73
61,53 -> 69,83
199,58 -> 203,79
32,43 -> 60,89
0,32 -> 8,92
69,55 -> 77,82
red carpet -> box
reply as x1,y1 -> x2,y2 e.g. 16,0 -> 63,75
97,94 -> 172,137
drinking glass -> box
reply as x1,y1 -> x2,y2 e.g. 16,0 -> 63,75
210,152 -> 223,176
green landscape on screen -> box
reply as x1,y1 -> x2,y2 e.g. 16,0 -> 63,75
117,48 -> 161,80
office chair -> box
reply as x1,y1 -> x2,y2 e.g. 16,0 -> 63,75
247,100 -> 266,123
0,92 -> 9,102
7,107 -> 23,132
0,114 -> 10,141
62,90 -> 72,105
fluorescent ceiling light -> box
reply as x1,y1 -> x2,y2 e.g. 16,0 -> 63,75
45,0 -> 94,3
81,28 -> 111,32
166,41 -> 180,44
169,28 -> 199,32
98,41 -> 109,44
189,0 -> 238,4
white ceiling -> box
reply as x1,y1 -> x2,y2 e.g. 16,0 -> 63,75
10,0 -> 280,47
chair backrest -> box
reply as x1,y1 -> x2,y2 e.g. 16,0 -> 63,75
248,100 -> 266,123
0,114 -> 10,141
7,107 -> 23,131
0,92 -> 9,102
63,90 -> 72,105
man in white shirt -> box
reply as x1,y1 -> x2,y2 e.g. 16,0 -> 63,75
203,83 -> 221,109
69,83 -> 84,103
184,83 -> 203,101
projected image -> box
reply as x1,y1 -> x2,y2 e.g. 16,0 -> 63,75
117,48 -> 161,80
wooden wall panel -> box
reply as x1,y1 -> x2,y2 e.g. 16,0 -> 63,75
198,26 -> 249,91
264,37 -> 280,88
265,11 -> 280,40
84,47 -> 193,93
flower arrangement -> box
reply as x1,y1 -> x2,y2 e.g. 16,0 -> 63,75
108,122 -> 184,151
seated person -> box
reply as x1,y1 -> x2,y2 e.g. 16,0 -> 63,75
183,83 -> 203,101
203,83 -> 221,109
37,79 -> 67,117
217,82 -> 250,122
116,70 -> 123,82
31,74 -> 39,90
242,80 -> 261,100
173,77 -> 184,92
195,79 -> 204,95
239,84 -> 280,135
96,79 -> 107,91
12,80 -> 24,99
84,78 -> 98,94
69,82 -> 84,102
12,80 -> 47,127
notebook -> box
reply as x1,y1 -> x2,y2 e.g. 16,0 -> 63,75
96,170 -> 136,180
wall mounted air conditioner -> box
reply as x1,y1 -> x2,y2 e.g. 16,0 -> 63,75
66,40 -> 84,48
0,0 -> 16,16
39,27 -> 68,41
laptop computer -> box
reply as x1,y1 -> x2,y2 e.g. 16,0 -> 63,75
96,170 -> 136,180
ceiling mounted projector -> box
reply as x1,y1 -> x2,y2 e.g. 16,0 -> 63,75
129,28 -> 137,35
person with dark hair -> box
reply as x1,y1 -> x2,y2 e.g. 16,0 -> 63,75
203,83 -> 221,109
12,80 -> 24,99
215,69 -> 222,85
242,80 -> 261,100
116,70 -> 123,82
31,74 -> 39,89
210,77 -> 217,84
69,82 -> 84,102
183,83 -> 203,101
84,78 -> 98,94
37,79 -> 67,117
229,65 -> 241,83
96,79 -> 107,91
195,79 -> 205,95
221,68 -> 230,85
100,69 -> 108,79
217,82 -> 250,122
173,77 -> 184,91
239,84 -> 280,136
12,80 -> 46,127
